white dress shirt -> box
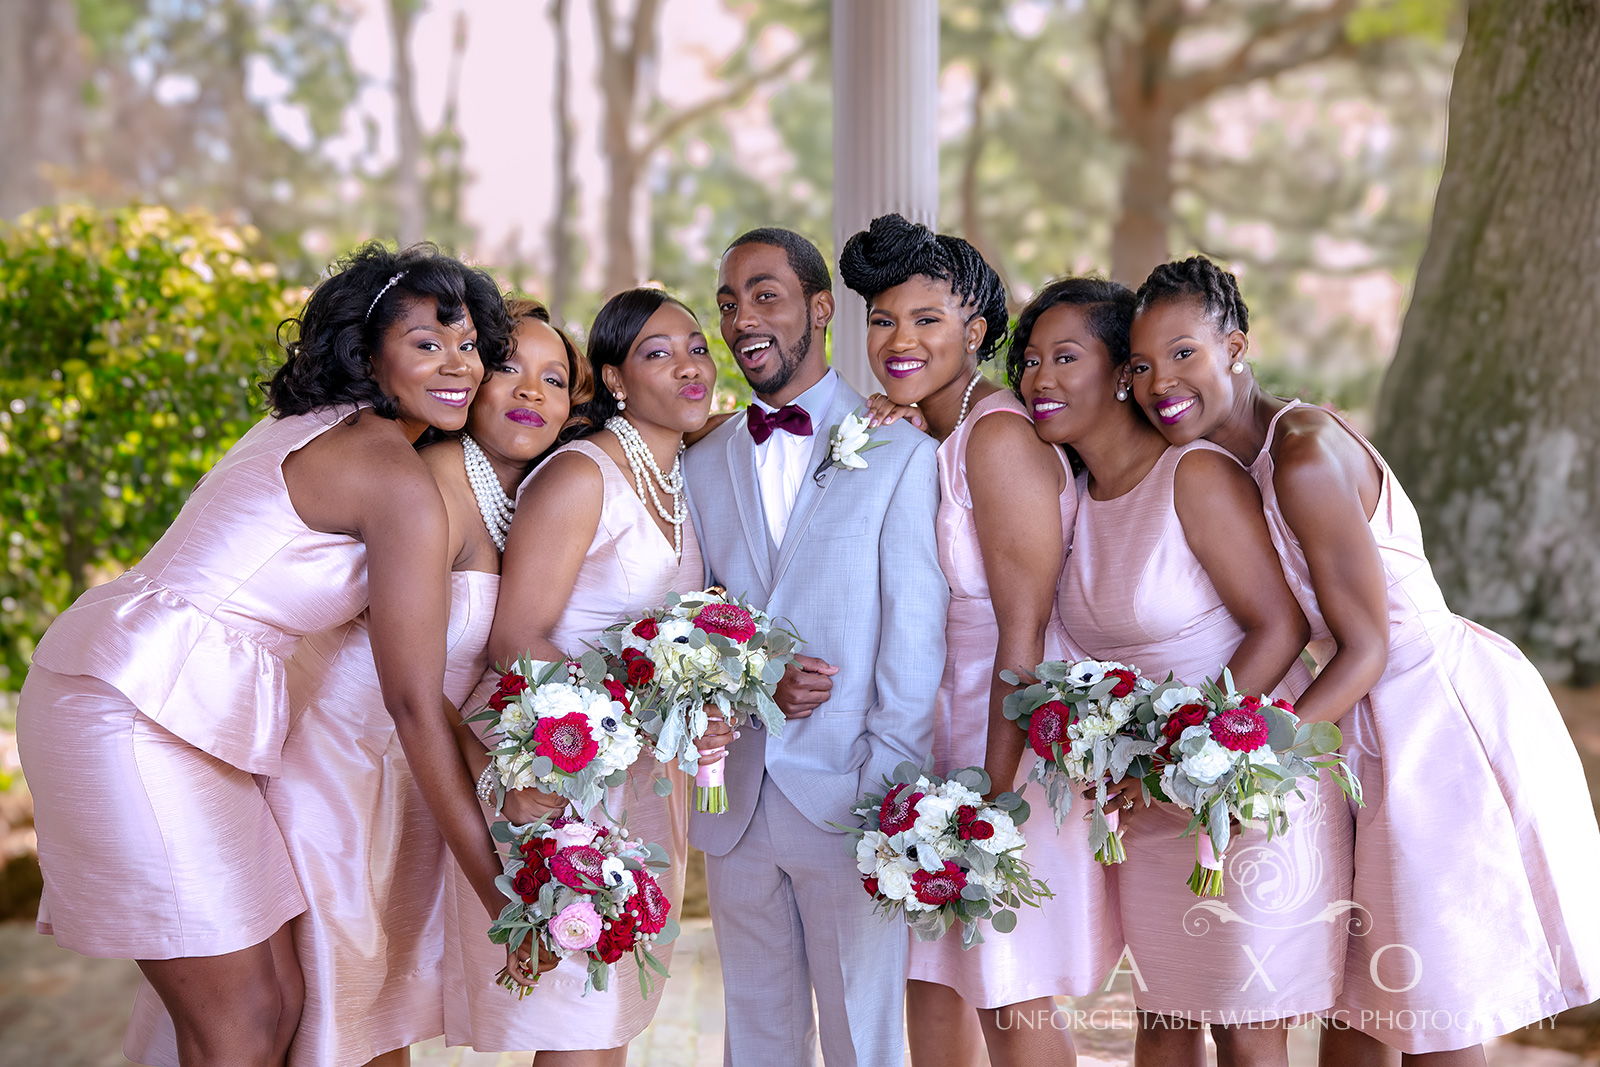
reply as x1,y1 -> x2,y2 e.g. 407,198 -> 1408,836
751,369 -> 837,546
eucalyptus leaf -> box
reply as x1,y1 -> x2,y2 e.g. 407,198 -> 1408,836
990,909 -> 1018,934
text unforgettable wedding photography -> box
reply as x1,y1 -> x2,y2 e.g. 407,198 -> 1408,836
2,2 -> 1598,1066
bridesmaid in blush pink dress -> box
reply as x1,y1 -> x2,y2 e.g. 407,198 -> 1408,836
441,288 -> 721,1065
1129,256 -> 1600,1064
16,243 -> 517,1067
1017,277 -> 1352,1067
842,218 -> 1121,1067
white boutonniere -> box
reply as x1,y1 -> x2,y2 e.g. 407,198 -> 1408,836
814,408 -> 888,482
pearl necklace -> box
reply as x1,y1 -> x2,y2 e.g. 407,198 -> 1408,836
462,434 -> 515,551
605,416 -> 686,559
955,372 -> 982,427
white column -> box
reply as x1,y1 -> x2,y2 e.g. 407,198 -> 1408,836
830,0 -> 940,396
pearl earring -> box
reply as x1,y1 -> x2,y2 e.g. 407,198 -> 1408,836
1230,361 -> 1245,374
616,396 -> 626,411
1115,387 -> 1129,402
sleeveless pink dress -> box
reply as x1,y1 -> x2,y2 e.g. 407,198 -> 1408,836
907,390 -> 1123,1006
18,406 -> 368,960
1252,401 -> 1600,1052
122,570 -> 499,1067
1057,440 -> 1354,1022
442,438 -> 698,1052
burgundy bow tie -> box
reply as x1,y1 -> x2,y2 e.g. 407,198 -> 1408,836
746,403 -> 813,445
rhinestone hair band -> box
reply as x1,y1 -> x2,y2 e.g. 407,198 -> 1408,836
365,271 -> 408,320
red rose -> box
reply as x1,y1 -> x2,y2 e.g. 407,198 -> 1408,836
911,861 -> 968,906
512,863 -> 548,902
862,876 -> 880,897
1028,700 -> 1071,761
1107,668 -> 1138,698
626,656 -> 655,687
1239,694 -> 1263,711
632,618 -> 659,641
955,805 -> 995,841
594,912 -> 638,964
602,678 -> 631,711
533,712 -> 599,774
1157,702 -> 1210,757
967,820 -> 994,840
692,603 -> 759,643
488,670 -> 529,712
1271,697 -> 1295,713
628,869 -> 671,934
878,783 -> 925,836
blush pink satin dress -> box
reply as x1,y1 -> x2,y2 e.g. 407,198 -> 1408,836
1057,439 -> 1354,1023
1252,401 -> 1600,1053
442,438 -> 697,1053
17,406 -> 368,961
907,390 -> 1123,1006
122,570 -> 499,1067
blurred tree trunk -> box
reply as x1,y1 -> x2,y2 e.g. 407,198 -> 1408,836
0,0 -> 82,218
548,0 -> 576,325
594,0 -> 661,295
1095,0 -> 1358,285
957,60 -> 1014,305
389,0 -> 426,246
1374,0 -> 1600,681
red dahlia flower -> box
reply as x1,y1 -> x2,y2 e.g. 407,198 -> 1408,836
1107,669 -> 1138,698
533,712 -> 599,773
911,861 -> 968,906
1028,700 -> 1071,760
692,603 -> 759,643
549,845 -> 606,890
1210,706 -> 1270,752
628,869 -> 671,934
879,783 -> 925,836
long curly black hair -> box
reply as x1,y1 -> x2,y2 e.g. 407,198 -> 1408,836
1133,255 -> 1249,338
266,242 -> 514,418
837,214 -> 1009,362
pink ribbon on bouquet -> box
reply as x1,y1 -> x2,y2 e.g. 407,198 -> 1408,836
1196,832 -> 1224,871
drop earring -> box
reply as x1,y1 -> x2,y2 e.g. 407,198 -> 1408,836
1230,361 -> 1245,375
616,395 -> 626,411
1115,387 -> 1129,402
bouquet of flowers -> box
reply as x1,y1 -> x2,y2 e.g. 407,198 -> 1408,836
488,814 -> 679,998
1001,659 -> 1162,864
1145,670 -> 1362,896
599,589 -> 800,814
467,654 -> 645,816
840,760 -> 1051,949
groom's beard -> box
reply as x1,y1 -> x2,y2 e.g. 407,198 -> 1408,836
743,317 -> 812,397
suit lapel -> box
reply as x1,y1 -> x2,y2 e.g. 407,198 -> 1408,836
725,421 -> 773,592
770,382 -> 862,592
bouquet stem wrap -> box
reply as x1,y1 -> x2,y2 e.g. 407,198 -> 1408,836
1188,830 -> 1226,897
695,759 -> 727,814
1096,806 -> 1127,865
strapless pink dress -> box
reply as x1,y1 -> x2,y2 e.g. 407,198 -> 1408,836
442,439 -> 698,1053
123,570 -> 499,1067
1252,401 -> 1600,1052
1057,440 -> 1354,1022
906,391 -> 1123,1006
17,406 -> 368,960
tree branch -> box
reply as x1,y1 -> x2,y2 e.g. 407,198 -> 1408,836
1173,0 -> 1361,102
642,34 -> 817,156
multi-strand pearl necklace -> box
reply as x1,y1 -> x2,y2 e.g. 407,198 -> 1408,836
462,434 -> 515,551
605,415 -> 686,559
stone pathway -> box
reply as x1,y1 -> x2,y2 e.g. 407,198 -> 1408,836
3,918 -> 1594,1066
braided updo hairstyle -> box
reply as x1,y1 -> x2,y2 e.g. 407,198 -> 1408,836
1133,255 -> 1250,339
837,214 -> 1009,361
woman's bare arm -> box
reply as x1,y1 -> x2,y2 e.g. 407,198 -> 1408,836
967,413 -> 1069,796
1174,448 -> 1311,697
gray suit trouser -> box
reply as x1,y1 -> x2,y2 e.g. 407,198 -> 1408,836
705,772 -> 907,1067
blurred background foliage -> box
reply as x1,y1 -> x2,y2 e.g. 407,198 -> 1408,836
0,0 -> 1466,687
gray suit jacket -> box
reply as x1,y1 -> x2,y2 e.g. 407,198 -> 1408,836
684,378 -> 947,857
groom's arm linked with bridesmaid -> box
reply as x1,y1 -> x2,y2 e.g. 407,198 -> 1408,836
16,222 -> 1600,1067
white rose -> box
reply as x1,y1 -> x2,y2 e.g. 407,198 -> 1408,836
911,794 -> 960,842
1154,686 -> 1205,717
1180,735 -> 1236,784
877,864 -> 914,902
553,821 -> 598,849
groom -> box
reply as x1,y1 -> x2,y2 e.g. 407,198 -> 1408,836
684,227 -> 947,1065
